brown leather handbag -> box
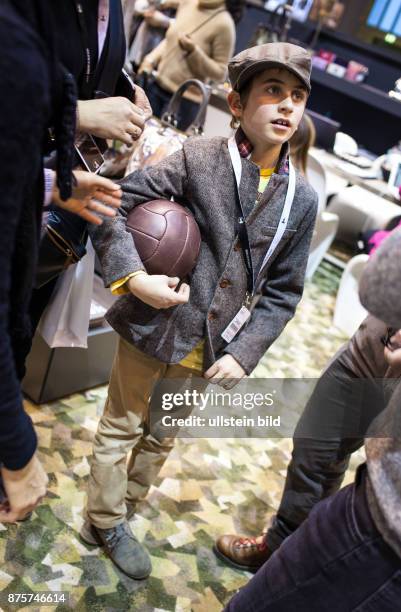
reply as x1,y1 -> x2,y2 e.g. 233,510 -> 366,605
125,79 -> 211,175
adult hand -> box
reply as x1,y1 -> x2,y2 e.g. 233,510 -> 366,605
178,34 -> 195,53
0,454 -> 48,523
138,60 -> 154,76
384,329 -> 401,368
127,273 -> 190,309
204,354 -> 246,389
53,171 -> 122,225
77,94 -> 151,145
134,84 -> 153,120
144,9 -> 170,28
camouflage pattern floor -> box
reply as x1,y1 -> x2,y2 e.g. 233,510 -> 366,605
0,262 -> 365,612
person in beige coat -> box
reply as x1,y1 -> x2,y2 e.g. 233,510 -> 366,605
138,0 -> 243,129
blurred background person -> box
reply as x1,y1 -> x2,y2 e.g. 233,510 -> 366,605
127,0 -> 179,74
0,0 -> 122,523
289,112 -> 316,176
138,0 -> 245,130
122,0 -> 138,43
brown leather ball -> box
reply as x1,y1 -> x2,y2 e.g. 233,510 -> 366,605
126,199 -> 201,278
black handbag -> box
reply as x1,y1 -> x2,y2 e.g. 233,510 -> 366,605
35,210 -> 88,289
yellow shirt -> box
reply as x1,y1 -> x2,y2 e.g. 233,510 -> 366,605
111,168 -> 275,371
258,166 -> 275,196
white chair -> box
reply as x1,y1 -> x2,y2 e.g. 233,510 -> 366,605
304,152 -> 340,279
306,210 -> 339,280
333,254 -> 369,337
306,151 -> 327,214
325,170 -> 349,199
327,185 -> 401,247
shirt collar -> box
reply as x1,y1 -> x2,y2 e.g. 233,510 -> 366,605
235,127 -> 289,176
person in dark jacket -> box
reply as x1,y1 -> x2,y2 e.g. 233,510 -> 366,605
0,0 -> 122,523
214,314 -> 400,572
224,230 -> 401,611
28,0 -> 152,343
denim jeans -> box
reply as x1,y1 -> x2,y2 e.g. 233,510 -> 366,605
225,466 -> 401,611
144,79 -> 200,132
265,353 -> 386,553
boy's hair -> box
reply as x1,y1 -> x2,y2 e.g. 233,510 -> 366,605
229,79 -> 253,129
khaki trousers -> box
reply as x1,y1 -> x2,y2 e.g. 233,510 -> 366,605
87,336 -> 203,529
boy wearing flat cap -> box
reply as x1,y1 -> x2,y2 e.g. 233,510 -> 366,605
82,42 -> 318,579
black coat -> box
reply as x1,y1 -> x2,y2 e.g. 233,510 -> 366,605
0,1 -> 52,469
29,0 -> 127,332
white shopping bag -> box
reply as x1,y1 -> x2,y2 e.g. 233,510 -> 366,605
38,239 -> 95,348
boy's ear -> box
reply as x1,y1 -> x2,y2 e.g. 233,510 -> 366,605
227,90 -> 242,119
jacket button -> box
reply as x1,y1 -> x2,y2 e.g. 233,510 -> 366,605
208,312 -> 216,321
220,279 -> 230,289
234,242 -> 241,252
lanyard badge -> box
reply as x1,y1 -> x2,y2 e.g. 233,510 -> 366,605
220,136 -> 296,344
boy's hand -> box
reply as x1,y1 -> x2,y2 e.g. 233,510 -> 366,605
204,354 -> 246,390
127,274 -> 190,309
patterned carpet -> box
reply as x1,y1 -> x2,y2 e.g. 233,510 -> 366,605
0,262 -> 365,612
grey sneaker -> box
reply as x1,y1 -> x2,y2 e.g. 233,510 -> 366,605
80,520 -> 151,579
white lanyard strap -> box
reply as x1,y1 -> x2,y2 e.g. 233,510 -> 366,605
258,156 -> 296,277
228,136 -> 296,289
228,136 -> 243,187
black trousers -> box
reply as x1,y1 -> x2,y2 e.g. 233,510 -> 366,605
265,349 -> 386,552
226,465 -> 401,612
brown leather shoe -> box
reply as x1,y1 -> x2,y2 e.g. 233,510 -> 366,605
213,533 -> 271,573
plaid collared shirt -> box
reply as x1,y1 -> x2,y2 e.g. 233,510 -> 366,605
235,127 -> 289,175
236,127 -> 254,159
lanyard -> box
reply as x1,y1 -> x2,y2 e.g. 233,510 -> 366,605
74,0 -> 110,86
227,136 -> 296,302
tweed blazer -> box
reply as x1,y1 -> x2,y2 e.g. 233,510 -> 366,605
90,136 -> 318,374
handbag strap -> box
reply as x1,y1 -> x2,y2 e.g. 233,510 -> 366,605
162,79 -> 211,134
186,7 -> 226,37
153,7 -> 227,75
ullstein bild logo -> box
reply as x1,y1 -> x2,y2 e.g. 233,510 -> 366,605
160,414 -> 281,428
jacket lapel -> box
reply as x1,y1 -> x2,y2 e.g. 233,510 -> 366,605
224,138 -> 291,225
246,172 -> 289,227
238,159 -> 259,219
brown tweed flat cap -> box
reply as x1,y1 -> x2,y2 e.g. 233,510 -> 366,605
228,42 -> 312,93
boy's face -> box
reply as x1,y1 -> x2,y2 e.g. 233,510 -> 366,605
229,67 -> 308,149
